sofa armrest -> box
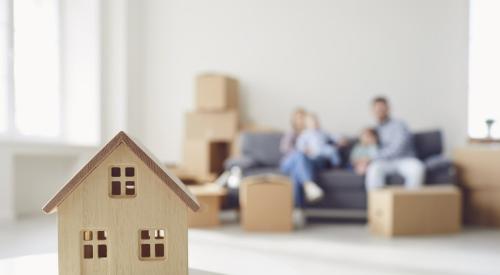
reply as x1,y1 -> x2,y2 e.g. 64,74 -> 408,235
224,156 -> 258,171
424,155 -> 453,171
424,155 -> 457,184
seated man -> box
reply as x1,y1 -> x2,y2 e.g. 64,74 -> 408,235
364,96 -> 425,190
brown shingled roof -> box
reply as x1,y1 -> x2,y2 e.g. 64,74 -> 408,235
43,131 -> 200,214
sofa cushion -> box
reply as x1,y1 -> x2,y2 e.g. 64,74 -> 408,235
305,190 -> 367,210
413,130 -> 443,160
317,170 -> 365,191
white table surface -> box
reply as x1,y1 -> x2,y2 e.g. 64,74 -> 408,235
0,253 -> 222,275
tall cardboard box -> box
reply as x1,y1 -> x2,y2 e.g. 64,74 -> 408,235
196,74 -> 238,111
454,146 -> 500,189
240,175 -> 293,232
183,140 -> 230,178
464,188 -> 500,227
185,111 -> 238,141
369,186 -> 462,237
188,184 -> 227,228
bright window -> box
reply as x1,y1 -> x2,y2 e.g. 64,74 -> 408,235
0,0 -> 101,145
0,0 -> 9,133
14,0 -> 60,138
469,0 -> 500,139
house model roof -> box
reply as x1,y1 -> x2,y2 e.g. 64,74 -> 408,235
43,131 -> 200,214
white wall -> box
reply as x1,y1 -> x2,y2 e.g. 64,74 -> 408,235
128,0 -> 469,163
14,155 -> 78,217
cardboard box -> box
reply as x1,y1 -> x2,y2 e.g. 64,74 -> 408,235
183,140 -> 230,177
454,146 -> 500,189
196,74 -> 238,111
165,164 -> 217,185
188,184 -> 227,228
368,186 -> 462,237
240,175 -> 293,232
464,188 -> 500,227
185,111 -> 238,141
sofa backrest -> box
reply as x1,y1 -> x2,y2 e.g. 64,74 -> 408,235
413,130 -> 443,160
236,129 -> 443,167
240,131 -> 284,166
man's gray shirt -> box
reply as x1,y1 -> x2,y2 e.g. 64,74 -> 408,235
375,118 -> 416,160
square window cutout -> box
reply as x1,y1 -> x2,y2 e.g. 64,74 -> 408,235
141,230 -> 150,240
97,231 -> 107,240
84,245 -> 93,259
83,231 -> 93,241
111,167 -> 121,177
98,245 -> 107,258
125,167 -> 135,177
125,181 -> 135,195
141,244 -> 151,258
111,181 -> 121,196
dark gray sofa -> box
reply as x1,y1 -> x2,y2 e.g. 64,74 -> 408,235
224,130 -> 456,217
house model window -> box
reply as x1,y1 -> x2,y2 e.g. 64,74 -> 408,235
82,230 -> 108,259
109,165 -> 137,198
139,229 -> 167,261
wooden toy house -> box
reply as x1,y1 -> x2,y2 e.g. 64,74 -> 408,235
43,131 -> 200,275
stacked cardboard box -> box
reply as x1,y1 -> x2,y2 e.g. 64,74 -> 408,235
181,74 -> 240,181
454,146 -> 500,227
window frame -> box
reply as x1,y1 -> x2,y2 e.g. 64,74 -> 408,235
138,229 -> 167,261
0,0 -> 101,145
81,229 -> 108,260
0,0 -> 64,142
108,165 -> 137,198
468,0 -> 500,141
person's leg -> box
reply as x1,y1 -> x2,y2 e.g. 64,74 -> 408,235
301,156 -> 327,202
294,152 -> 315,183
395,157 -> 425,189
280,151 -> 300,175
280,151 -> 311,207
365,160 -> 394,190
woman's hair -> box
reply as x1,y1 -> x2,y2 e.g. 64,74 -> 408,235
291,107 -> 307,131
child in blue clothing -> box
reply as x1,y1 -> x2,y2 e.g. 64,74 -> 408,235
350,128 -> 378,175
296,113 -> 341,167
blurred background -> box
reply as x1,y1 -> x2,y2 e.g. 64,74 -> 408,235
0,0 -> 499,274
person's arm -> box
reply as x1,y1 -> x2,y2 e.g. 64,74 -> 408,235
375,122 -> 412,160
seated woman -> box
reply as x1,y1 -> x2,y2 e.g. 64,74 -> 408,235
294,113 -> 341,202
280,110 -> 341,208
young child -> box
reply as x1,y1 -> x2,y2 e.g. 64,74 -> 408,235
350,128 -> 378,175
296,113 -> 341,166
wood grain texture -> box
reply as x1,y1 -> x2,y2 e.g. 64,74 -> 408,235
58,143 -> 188,275
43,131 -> 199,213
